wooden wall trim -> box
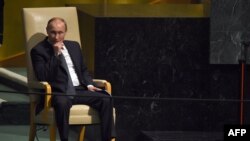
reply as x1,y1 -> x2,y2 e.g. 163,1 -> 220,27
0,52 -> 26,67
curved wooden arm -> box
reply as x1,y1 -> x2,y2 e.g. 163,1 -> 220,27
28,81 -> 52,108
93,79 -> 112,94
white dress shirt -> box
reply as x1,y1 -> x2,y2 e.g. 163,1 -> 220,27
61,45 -> 80,86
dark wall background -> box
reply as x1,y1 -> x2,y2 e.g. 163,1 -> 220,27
79,0 -> 250,140
93,17 -> 244,135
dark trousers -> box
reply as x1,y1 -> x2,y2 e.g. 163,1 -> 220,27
52,89 -> 115,141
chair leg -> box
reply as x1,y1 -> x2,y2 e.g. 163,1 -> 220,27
78,126 -> 86,141
29,123 -> 37,141
49,124 -> 57,141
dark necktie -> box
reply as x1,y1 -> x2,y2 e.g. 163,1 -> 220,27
59,54 -> 76,97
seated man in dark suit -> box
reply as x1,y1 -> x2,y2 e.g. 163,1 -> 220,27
30,17 -> 115,141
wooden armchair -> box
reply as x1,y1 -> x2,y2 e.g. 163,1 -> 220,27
22,7 -> 114,141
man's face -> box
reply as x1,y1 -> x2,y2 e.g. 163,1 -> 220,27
46,19 -> 66,44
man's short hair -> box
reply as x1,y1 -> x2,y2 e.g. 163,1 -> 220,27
46,17 -> 67,31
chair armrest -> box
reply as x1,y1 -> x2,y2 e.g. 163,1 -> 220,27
28,81 -> 50,89
93,79 -> 112,94
28,81 -> 52,108
28,79 -> 111,108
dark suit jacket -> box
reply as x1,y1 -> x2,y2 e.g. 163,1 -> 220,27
30,37 -> 93,94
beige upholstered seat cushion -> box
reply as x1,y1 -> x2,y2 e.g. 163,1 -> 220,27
35,105 -> 100,125
35,105 -> 116,125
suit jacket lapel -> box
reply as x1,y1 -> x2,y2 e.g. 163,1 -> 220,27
64,41 -> 80,72
44,39 -> 55,56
